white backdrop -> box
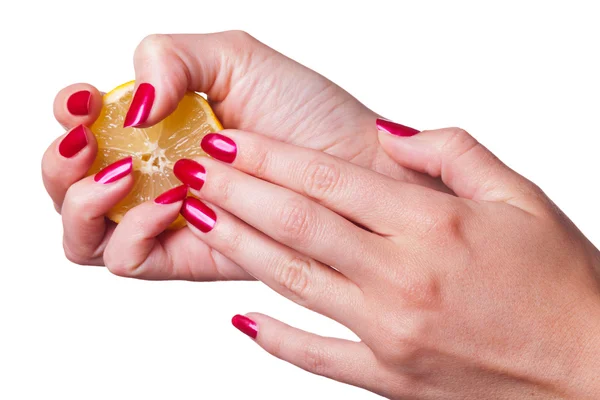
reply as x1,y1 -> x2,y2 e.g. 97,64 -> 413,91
1,1 -> 599,399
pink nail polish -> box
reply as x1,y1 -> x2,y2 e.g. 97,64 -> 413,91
67,90 -> 91,116
123,83 -> 155,128
94,157 -> 133,184
173,159 -> 206,190
231,315 -> 258,339
201,133 -> 237,164
376,118 -> 420,137
59,124 -> 88,158
180,197 -> 216,232
154,185 -> 188,204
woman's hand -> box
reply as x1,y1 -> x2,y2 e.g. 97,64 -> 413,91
173,124 -> 600,399
42,31 -> 445,279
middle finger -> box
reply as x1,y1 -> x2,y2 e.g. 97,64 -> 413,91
175,157 -> 389,281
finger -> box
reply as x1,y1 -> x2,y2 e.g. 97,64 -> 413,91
103,185 -> 253,281
176,157 -> 385,279
181,197 -> 363,325
123,31 -> 280,128
377,120 -> 543,212
53,83 -> 103,129
61,158 -> 133,265
42,125 -> 98,211
199,130 -> 436,235
231,313 -> 380,391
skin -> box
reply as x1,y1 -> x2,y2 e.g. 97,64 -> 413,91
42,31 -> 600,398
43,31 -> 446,280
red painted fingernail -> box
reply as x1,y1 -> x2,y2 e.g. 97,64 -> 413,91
173,159 -> 206,190
154,185 -> 188,204
201,133 -> 237,164
231,315 -> 258,339
94,157 -> 133,184
376,118 -> 420,137
181,197 -> 216,232
66,90 -> 91,116
123,83 -> 155,128
59,124 -> 88,158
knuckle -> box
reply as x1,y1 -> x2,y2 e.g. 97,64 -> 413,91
104,250 -> 136,278
211,172 -> 235,205
276,200 -> 315,244
442,127 -> 480,161
301,343 -> 329,376
302,160 -> 342,200
420,204 -> 465,244
223,30 -> 256,45
247,142 -> 271,179
219,226 -> 245,256
272,256 -> 312,301
374,315 -> 428,364
136,34 -> 174,56
62,242 -> 88,265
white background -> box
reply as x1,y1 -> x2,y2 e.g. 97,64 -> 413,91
1,1 -> 599,399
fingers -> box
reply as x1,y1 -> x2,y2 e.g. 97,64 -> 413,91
176,156 -> 383,279
42,125 -> 98,211
53,83 -> 103,129
103,185 -> 186,278
232,313 -> 380,391
180,197 -> 363,326
377,121 -> 544,212
103,184 -> 253,281
61,158 -> 133,265
199,130 -> 436,235
125,31 -> 276,128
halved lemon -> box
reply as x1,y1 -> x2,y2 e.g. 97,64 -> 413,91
88,81 -> 222,228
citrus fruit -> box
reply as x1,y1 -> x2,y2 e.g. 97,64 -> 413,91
88,81 -> 222,228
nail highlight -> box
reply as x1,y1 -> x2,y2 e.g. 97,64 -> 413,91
123,83 -> 155,128
154,185 -> 188,204
59,125 -> 88,158
173,159 -> 206,190
67,90 -> 91,116
180,197 -> 216,232
94,157 -> 133,184
201,133 -> 237,164
376,118 -> 420,137
231,315 -> 258,339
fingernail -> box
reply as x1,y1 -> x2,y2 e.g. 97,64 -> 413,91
67,90 -> 91,116
231,315 -> 258,339
123,83 -> 155,128
180,197 -> 216,233
376,118 -> 420,137
94,157 -> 133,184
173,159 -> 206,190
154,185 -> 188,205
59,124 -> 88,158
201,133 -> 237,164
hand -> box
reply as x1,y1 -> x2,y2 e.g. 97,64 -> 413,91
172,124 -> 600,399
42,31 -> 445,279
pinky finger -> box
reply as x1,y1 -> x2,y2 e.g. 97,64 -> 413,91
231,313 -> 380,391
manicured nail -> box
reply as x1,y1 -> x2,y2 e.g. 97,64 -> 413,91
94,157 -> 133,184
231,315 -> 258,339
123,83 -> 155,127
154,185 -> 188,204
376,118 -> 420,137
180,197 -> 216,232
67,90 -> 91,116
59,124 -> 88,158
201,133 -> 237,164
173,159 -> 206,190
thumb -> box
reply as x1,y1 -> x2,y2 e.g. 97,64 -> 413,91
376,119 -> 542,211
123,31 -> 273,128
